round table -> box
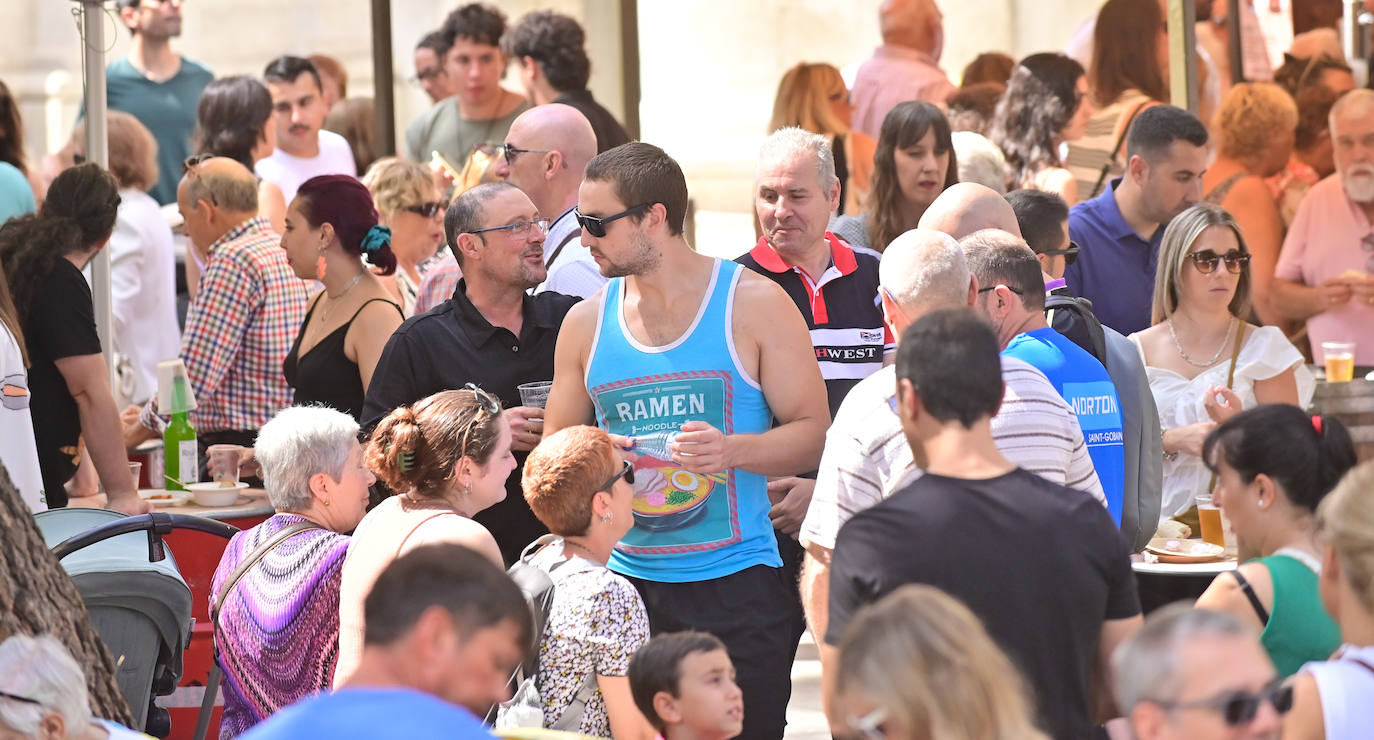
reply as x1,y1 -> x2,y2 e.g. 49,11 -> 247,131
1131,557 -> 1237,577
68,490 -> 275,521
1132,551 -> 1238,613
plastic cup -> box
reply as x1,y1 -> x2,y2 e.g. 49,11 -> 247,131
1196,494 -> 1225,548
518,381 -> 554,409
1322,341 -> 1356,382
128,461 -> 143,489
206,444 -> 243,486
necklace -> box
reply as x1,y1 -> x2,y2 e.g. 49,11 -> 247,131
1169,316 -> 1235,368
318,271 -> 364,322
561,538 -> 601,563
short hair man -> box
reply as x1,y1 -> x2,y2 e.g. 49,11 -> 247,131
363,183 -> 579,564
1112,605 -> 1286,740
826,309 -> 1141,740
544,142 -> 831,738
1068,105 -> 1209,335
1273,89 -> 1374,364
1008,188 -> 1076,281
963,230 -> 1126,523
502,10 -> 631,153
239,544 -> 530,738
412,31 -> 456,104
849,0 -> 956,139
170,157 -> 307,465
406,3 -> 528,170
256,56 -> 358,204
108,0 -> 213,205
918,181 -> 1024,240
490,103 -> 606,298
628,632 -> 744,740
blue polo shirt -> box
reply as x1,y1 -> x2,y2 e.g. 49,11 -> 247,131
1066,178 -> 1164,336
1004,327 -> 1125,525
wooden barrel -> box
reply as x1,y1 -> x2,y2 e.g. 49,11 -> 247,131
1310,368 -> 1374,462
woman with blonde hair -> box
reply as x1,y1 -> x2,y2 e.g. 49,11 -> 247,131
1283,460 -> 1374,738
1129,203 -> 1312,521
361,157 -> 447,315
768,63 -> 875,217
834,584 -> 1049,740
333,386 -> 514,686
1201,82 -> 1298,327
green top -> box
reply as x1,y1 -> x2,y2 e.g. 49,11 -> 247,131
1257,553 -> 1341,677
404,97 -> 527,170
103,56 -> 214,205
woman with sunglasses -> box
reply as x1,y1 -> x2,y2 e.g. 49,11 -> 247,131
1195,405 -> 1355,678
516,425 -> 656,739
1129,203 -> 1313,521
361,157 -> 449,316
1284,459 -> 1374,738
333,386 -> 514,685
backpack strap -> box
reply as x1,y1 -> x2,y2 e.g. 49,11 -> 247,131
550,672 -> 601,732
1090,99 -> 1150,199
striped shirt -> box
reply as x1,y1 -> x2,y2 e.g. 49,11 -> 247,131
800,358 -> 1105,551
182,217 -> 307,433
1065,89 -> 1152,202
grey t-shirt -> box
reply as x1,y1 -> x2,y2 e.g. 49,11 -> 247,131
405,97 -> 528,168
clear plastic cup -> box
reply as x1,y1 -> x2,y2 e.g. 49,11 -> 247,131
206,444 -> 244,486
518,381 -> 554,409
1322,341 -> 1356,382
1196,494 -> 1225,549
128,461 -> 143,489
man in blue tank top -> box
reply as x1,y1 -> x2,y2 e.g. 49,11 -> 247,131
544,142 -> 831,739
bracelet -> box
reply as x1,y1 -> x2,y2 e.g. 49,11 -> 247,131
1162,429 -> 1178,461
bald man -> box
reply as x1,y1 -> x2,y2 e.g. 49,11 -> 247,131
492,103 -> 606,298
173,156 -> 308,469
917,181 -> 1024,240
850,0 -> 955,139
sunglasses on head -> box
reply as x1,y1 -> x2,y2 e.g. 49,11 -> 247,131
1041,241 -> 1080,266
574,203 -> 651,238
402,201 -> 447,219
1153,681 -> 1293,727
1187,248 -> 1251,274
597,459 -> 635,492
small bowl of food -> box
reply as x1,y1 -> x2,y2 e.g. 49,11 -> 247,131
187,481 -> 248,507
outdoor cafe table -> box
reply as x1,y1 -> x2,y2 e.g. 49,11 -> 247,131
1132,548 -> 1237,614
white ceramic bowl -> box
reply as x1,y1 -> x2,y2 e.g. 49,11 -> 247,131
187,481 -> 247,507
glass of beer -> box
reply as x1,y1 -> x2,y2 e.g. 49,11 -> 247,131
1196,494 -> 1226,548
1322,341 -> 1356,382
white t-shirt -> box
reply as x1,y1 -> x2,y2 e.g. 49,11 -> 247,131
1,322 -> 45,512
254,130 -> 358,205
800,359 -> 1106,551
110,189 -> 181,405
534,207 -> 606,300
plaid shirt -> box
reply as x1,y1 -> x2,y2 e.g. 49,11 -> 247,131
413,252 -> 461,314
182,217 -> 307,433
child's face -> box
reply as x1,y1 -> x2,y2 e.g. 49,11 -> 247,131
661,649 -> 744,739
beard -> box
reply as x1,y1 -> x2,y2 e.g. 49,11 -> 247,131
599,231 -> 660,278
1343,165 -> 1374,203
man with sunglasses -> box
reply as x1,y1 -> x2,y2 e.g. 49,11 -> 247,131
1113,605 -> 1286,740
544,142 -> 831,740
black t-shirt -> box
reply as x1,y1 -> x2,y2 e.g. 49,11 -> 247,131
828,468 -> 1140,740
23,260 -> 104,508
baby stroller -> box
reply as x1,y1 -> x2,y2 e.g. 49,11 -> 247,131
35,509 -> 237,737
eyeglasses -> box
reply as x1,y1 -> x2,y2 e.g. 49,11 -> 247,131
0,689 -> 40,706
1150,681 -> 1293,727
402,201 -> 447,219
597,460 -> 636,492
976,283 -> 1025,295
469,218 -> 551,239
574,203 -> 651,238
1041,241 -> 1080,266
1186,249 -> 1251,274
501,144 -> 551,166
409,67 -> 446,85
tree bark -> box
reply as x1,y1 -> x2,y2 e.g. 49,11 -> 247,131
0,465 -> 133,725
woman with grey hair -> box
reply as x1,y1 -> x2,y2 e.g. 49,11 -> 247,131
0,633 -> 148,738
208,405 -> 374,737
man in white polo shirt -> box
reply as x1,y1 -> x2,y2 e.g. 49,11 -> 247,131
255,56 -> 357,204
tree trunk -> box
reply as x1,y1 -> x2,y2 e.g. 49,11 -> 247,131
0,465 -> 133,725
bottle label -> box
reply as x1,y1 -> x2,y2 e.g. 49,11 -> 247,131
180,440 -> 199,485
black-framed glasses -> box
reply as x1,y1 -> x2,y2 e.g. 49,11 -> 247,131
1187,249 -> 1251,275
402,201 -> 447,219
1041,241 -> 1080,266
0,689 -> 41,706
501,144 -> 551,166
597,460 -> 636,492
976,283 -> 1025,295
575,203 -> 651,238
1150,681 -> 1293,727
470,218 -> 551,239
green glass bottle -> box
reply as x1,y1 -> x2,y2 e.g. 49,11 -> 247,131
163,374 -> 198,491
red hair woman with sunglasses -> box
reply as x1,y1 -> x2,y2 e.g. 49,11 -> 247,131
1129,203 -> 1313,523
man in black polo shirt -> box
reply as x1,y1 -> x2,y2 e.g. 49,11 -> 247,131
826,309 -> 1142,740
362,182 -> 578,564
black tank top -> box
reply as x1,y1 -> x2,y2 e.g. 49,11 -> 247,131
283,297 -> 402,421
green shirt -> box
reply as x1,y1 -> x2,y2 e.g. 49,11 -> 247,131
104,56 -> 214,205
404,96 -> 527,169
1257,553 -> 1342,677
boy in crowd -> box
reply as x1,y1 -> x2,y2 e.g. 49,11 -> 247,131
628,632 -> 745,740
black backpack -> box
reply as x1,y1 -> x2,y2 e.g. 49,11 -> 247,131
1045,293 -> 1108,364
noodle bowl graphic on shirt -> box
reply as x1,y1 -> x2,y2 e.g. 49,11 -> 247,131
629,452 -> 716,532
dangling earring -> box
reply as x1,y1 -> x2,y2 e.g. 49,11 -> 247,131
316,253 -> 328,280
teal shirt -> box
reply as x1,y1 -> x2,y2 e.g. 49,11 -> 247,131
1257,553 -> 1342,677
103,56 -> 213,205
0,162 -> 35,225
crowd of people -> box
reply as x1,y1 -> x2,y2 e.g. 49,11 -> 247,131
4,0 -> 1374,738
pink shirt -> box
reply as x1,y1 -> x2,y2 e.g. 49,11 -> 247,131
850,45 -> 956,140
1275,174 -> 1374,363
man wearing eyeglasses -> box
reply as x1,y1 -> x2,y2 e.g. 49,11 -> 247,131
1112,605 -> 1285,740
363,182 -> 579,565
411,31 -> 456,105
544,142 -> 831,740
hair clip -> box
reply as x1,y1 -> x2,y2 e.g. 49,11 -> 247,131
1313,415 -> 1324,436
399,450 -> 415,472
360,224 -> 392,255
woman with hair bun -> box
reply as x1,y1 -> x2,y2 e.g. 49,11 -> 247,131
333,386 -> 515,686
1197,404 -> 1356,677
280,174 -> 403,421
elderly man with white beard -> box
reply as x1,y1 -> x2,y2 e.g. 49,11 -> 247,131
1274,89 -> 1374,365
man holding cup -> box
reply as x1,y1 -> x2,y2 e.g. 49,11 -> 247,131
362,182 -> 579,564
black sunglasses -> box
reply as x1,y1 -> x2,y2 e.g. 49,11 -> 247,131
501,144 -> 551,166
1187,248 -> 1251,275
1041,241 -> 1080,266
598,460 -> 635,492
976,283 -> 1025,295
1154,682 -> 1293,727
402,201 -> 447,219
574,203 -> 651,238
